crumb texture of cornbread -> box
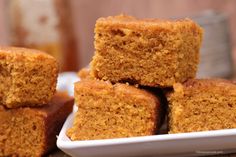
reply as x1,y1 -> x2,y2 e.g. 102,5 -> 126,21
0,92 -> 74,157
168,79 -> 236,133
67,79 -> 161,140
0,47 -> 58,108
91,15 -> 203,87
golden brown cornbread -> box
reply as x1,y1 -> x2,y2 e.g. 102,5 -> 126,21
0,92 -> 74,157
77,68 -> 91,80
0,46 -> 58,108
168,79 -> 236,133
67,79 -> 161,140
91,15 -> 203,87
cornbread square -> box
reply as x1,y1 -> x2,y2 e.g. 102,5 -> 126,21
168,79 -> 236,133
67,80 -> 161,140
0,47 -> 58,108
0,92 -> 74,157
91,15 -> 203,87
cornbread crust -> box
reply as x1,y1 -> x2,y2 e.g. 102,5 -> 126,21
0,47 -> 58,108
91,15 -> 203,87
168,79 -> 236,133
0,92 -> 74,157
67,79 -> 161,140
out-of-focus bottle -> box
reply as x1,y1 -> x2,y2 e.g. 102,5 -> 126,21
192,11 -> 233,78
5,0 -> 79,71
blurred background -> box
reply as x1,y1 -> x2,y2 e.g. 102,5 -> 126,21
0,0 -> 235,78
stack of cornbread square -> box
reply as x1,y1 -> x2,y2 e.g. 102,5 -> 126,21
67,15 -> 204,141
0,47 -> 73,157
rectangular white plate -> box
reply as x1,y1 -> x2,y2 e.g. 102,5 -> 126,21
56,73 -> 236,157
57,110 -> 236,157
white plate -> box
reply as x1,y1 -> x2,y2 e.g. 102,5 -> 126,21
57,111 -> 236,157
56,73 -> 236,157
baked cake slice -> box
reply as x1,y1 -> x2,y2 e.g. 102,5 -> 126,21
0,47 -> 58,108
67,79 -> 162,140
168,79 -> 236,133
0,92 -> 74,157
91,15 -> 203,87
